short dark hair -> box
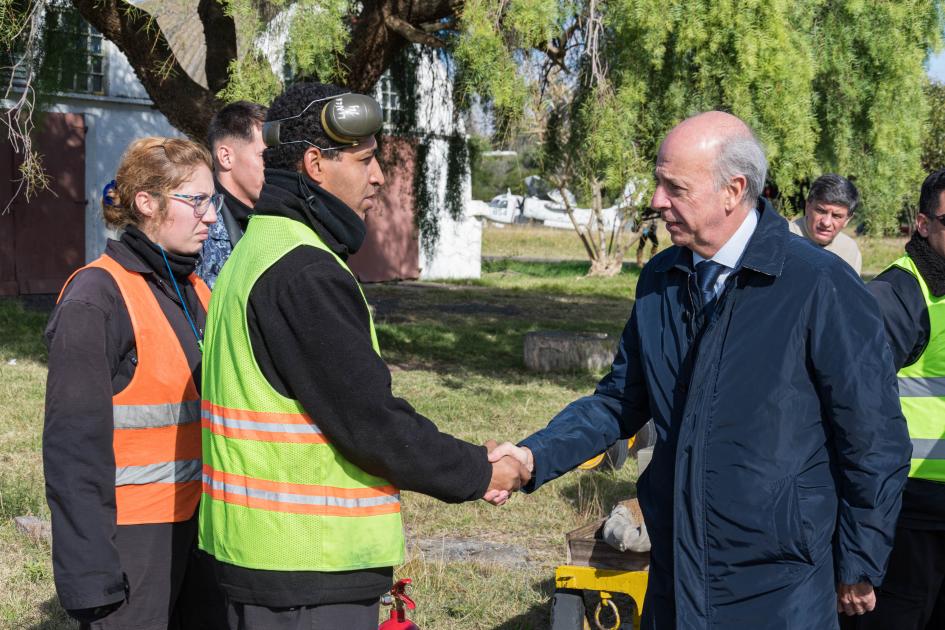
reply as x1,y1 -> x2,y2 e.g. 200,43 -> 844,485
263,82 -> 347,170
206,101 -> 267,151
919,169 -> 945,218
806,174 -> 859,215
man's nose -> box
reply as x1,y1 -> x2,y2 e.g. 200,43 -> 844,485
651,186 -> 669,209
370,158 -> 386,188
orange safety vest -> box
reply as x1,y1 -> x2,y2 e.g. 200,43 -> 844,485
59,253 -> 210,525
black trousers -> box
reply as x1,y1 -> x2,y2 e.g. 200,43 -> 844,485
81,517 -> 227,630
225,599 -> 380,630
845,526 -> 945,630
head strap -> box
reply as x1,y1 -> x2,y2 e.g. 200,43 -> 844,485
261,92 -> 383,151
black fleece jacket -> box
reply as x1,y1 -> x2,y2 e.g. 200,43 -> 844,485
43,229 -> 205,613
868,233 -> 945,530
212,169 -> 493,607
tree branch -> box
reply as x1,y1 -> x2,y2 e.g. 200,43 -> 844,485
198,0 -> 237,95
384,14 -> 445,48
71,0 -> 222,141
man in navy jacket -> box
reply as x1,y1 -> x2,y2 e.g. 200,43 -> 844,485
489,112 -> 910,629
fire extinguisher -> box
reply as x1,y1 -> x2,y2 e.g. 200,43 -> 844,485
378,578 -> 419,630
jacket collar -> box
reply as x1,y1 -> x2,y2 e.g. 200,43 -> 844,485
105,238 -> 152,274
654,197 -> 786,278
254,168 -> 366,258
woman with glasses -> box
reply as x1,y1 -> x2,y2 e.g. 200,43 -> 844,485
43,136 -> 226,629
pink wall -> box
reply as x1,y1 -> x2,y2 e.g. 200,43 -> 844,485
348,135 -> 420,283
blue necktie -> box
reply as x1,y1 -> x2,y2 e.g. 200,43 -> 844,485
695,259 -> 725,310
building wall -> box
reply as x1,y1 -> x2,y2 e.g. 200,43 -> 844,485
43,40 -> 181,261
409,50 -> 482,280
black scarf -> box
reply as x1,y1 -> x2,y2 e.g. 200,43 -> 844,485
215,177 -> 254,230
253,168 -> 366,258
906,232 -> 945,297
121,225 -> 199,283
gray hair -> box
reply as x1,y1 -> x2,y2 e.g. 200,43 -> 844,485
713,132 -> 768,207
807,174 -> 859,214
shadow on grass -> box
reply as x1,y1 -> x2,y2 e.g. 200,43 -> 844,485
557,469 -> 638,517
28,597 -> 73,630
491,576 -> 555,630
368,277 -> 632,381
0,298 -> 49,364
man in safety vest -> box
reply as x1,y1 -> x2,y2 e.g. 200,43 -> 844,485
851,168 -> 945,628
198,82 -> 528,629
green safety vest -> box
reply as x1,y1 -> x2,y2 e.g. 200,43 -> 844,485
198,215 -> 405,571
891,254 -> 945,483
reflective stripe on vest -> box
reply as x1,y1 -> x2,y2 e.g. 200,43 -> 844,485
202,465 -> 400,517
199,215 -> 405,572
59,253 -> 210,524
890,255 -> 945,482
201,400 -> 327,443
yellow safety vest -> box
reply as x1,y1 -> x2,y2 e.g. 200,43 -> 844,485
891,254 -> 945,482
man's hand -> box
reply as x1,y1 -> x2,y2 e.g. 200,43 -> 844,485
837,582 -> 876,616
485,441 -> 534,474
482,441 -> 533,505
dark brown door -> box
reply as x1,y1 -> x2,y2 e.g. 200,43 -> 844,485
0,112 -> 86,295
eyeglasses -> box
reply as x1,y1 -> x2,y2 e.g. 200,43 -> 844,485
931,213 -> 945,227
168,193 -> 224,217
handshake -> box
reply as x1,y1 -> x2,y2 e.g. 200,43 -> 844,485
482,440 -> 533,506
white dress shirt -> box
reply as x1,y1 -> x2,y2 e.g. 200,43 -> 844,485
691,208 -> 760,300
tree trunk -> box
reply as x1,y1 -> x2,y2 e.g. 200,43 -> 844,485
588,256 -> 623,277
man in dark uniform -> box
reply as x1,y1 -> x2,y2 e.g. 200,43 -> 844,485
196,100 -> 267,287
851,169 -> 945,629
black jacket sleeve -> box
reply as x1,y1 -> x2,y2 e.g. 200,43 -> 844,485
867,267 -> 929,370
247,246 -> 493,503
43,269 -> 127,611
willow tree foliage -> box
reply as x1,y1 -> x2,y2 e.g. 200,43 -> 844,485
1,0 -> 943,239
457,0 -> 943,247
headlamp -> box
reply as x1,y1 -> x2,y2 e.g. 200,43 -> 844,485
262,92 -> 383,151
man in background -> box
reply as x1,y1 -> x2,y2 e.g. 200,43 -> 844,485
789,174 -> 863,274
197,100 -> 267,287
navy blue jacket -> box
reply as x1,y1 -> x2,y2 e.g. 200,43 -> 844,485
521,200 -> 910,629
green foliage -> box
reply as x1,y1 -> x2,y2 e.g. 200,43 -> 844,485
470,137 -> 542,200
413,140 -> 437,252
923,80 -> 945,173
454,0 -> 530,135
445,131 -> 470,219
217,51 -> 282,105
813,0 -> 942,233
285,0 -> 351,82
507,0 -> 560,48
525,0 -> 944,236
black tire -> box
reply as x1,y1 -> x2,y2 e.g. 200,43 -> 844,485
602,439 -> 629,471
550,589 -> 586,630
629,419 -> 656,456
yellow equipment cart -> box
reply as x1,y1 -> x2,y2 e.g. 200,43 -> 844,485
550,500 -> 649,630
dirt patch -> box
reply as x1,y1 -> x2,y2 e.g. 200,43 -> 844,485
408,536 -> 533,569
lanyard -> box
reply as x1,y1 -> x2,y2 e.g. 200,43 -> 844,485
159,245 -> 204,353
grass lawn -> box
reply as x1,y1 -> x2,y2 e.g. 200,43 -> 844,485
0,261 -> 641,629
482,222 -> 909,276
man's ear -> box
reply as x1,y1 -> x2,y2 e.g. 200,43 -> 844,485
917,212 -> 931,238
725,175 -> 748,213
215,144 -> 233,172
302,147 -> 325,184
